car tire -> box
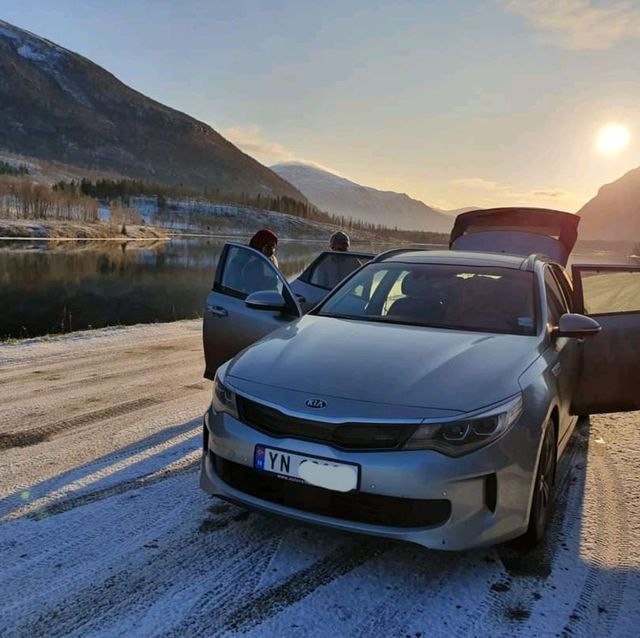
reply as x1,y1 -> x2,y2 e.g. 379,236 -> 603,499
518,421 -> 557,549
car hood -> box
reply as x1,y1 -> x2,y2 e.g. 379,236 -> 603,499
227,316 -> 538,412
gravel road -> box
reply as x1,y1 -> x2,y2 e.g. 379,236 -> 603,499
1,321 -> 638,637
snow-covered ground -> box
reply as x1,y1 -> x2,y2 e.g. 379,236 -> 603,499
0,322 -> 638,637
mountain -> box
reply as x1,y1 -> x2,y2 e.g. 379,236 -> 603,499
578,167 -> 640,240
271,162 -> 453,233
0,20 -> 305,201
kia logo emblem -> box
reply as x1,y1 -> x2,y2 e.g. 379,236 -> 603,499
305,398 -> 327,409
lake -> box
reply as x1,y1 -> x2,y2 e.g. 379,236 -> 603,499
0,236 -> 633,340
0,236 -> 385,339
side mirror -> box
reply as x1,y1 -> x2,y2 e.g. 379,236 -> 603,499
245,290 -> 287,311
553,313 -> 601,339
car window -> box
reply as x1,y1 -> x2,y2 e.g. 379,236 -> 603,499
317,262 -> 537,335
580,269 -> 640,315
308,254 -> 369,290
219,245 -> 283,299
544,268 -> 567,326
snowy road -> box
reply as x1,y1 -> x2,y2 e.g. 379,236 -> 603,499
1,322 -> 638,637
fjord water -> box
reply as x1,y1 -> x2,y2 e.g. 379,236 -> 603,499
0,237 -> 380,340
0,237 -> 632,340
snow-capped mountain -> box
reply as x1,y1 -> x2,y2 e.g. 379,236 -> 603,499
271,162 -> 453,233
0,20 -> 306,200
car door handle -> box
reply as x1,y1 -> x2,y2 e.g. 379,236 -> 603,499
207,305 -> 228,317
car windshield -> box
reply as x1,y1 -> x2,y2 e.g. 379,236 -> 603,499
315,262 -> 537,335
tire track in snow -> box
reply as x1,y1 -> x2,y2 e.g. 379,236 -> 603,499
0,347 -> 201,406
460,420 -> 590,637
0,384 -> 204,451
7,498 -> 283,637
0,396 -> 160,449
560,441 -> 630,637
0,473 -> 208,629
218,538 -> 390,635
29,456 -> 199,519
0,418 -> 200,519
348,547 -> 464,638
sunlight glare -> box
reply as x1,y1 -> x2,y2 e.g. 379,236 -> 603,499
596,124 -> 630,154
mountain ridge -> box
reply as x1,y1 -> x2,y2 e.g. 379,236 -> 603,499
271,161 -> 453,233
0,20 -> 306,201
577,166 -> 640,240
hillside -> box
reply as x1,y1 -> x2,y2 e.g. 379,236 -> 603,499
0,20 -> 305,201
578,167 -> 640,240
272,162 -> 453,233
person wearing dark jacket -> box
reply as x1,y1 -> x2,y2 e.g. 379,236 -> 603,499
243,228 -> 280,293
249,228 -> 279,267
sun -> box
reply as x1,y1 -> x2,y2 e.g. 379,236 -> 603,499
596,124 -> 630,154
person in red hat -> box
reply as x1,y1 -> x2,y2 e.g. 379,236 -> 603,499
241,228 -> 280,293
249,228 -> 279,268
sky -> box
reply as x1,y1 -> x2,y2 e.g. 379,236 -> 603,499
3,0 -> 640,211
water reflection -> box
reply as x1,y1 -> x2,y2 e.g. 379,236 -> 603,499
0,237 -> 381,339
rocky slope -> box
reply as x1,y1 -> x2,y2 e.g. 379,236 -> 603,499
0,20 -> 305,201
578,167 -> 640,240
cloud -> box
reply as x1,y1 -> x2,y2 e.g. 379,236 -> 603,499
532,188 -> 576,198
500,0 -> 640,50
449,177 -> 509,191
221,125 -> 294,163
449,176 -> 585,209
221,124 -> 343,175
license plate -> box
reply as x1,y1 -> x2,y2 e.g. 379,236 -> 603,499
254,445 -> 359,493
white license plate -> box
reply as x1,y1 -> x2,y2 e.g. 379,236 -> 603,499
254,445 -> 359,493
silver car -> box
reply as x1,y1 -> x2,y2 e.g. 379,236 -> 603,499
200,208 -> 640,550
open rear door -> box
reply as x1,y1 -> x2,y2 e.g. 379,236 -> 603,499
450,208 -> 579,266
289,250 -> 374,313
571,264 -> 640,415
203,243 -> 301,379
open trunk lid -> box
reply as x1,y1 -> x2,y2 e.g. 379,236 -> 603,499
449,207 -> 580,266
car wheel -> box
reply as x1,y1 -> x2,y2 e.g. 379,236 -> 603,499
519,421 -> 557,549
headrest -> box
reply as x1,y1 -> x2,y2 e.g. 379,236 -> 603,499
401,272 -> 433,297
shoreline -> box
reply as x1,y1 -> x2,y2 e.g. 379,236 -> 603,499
0,318 -> 201,350
0,219 -> 168,240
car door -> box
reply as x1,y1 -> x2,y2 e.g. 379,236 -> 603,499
571,264 -> 640,415
203,243 -> 301,379
289,251 -> 374,313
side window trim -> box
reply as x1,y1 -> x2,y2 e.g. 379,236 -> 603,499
543,266 -> 566,327
549,265 -> 573,312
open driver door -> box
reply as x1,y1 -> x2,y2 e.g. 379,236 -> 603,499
571,264 -> 640,415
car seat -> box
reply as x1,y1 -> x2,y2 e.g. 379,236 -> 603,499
386,272 -> 444,323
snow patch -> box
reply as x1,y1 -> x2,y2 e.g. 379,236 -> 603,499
16,43 -> 49,62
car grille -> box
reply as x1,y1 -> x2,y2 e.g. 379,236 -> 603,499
212,453 -> 451,528
236,395 -> 418,451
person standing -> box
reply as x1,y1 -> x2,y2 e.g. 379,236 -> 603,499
329,230 -> 350,252
249,228 -> 279,267
238,228 -> 280,293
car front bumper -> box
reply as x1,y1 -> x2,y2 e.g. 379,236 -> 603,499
199,405 -> 539,551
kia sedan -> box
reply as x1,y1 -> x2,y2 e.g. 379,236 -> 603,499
200,208 -> 640,550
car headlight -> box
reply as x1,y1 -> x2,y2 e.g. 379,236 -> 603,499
212,372 -> 239,419
404,395 -> 523,457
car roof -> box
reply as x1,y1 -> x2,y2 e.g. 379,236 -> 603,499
379,249 -> 545,271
